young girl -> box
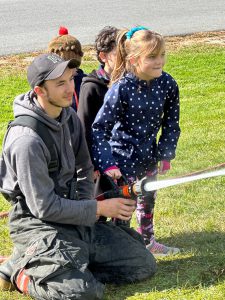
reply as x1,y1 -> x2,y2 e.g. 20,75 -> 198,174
92,27 -> 181,256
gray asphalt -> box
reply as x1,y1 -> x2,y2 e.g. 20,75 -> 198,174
0,0 -> 225,55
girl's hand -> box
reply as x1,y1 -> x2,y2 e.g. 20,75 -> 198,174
104,166 -> 122,179
93,170 -> 100,181
159,160 -> 171,175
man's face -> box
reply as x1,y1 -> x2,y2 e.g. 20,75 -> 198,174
42,67 -> 75,110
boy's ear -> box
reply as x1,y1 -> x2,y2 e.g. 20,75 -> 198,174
99,51 -> 107,63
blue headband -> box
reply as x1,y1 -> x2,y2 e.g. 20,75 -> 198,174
125,26 -> 149,40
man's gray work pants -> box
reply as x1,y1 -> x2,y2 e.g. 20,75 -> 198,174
9,200 -> 157,300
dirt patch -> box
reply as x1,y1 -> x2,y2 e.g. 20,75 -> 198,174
0,30 -> 225,73
164,30 -> 225,50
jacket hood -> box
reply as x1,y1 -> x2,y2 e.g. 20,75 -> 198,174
13,91 -> 73,132
81,70 -> 109,87
124,71 -> 166,88
76,68 -> 85,76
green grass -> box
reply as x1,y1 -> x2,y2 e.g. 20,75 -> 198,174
0,43 -> 225,299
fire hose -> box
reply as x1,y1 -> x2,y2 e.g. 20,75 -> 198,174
0,165 -> 224,220
96,166 -> 225,224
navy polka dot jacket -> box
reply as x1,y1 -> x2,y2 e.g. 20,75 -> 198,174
92,72 -> 181,177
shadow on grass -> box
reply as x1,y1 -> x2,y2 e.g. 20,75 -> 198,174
104,230 -> 225,299
0,230 -> 224,300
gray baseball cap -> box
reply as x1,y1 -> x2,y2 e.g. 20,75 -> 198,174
27,53 -> 77,89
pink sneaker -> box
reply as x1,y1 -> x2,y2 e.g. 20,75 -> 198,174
147,240 -> 180,257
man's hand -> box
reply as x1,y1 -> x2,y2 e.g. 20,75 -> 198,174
96,198 -> 136,220
0,255 -> 9,263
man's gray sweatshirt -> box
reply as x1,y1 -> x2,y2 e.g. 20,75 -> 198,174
0,91 -> 97,226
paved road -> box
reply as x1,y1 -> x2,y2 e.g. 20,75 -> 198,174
0,0 -> 225,55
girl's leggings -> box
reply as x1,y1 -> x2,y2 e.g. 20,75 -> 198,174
129,167 -> 158,245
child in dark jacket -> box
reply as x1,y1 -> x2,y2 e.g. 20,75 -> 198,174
77,26 -> 118,168
48,26 -> 86,111
92,27 -> 181,257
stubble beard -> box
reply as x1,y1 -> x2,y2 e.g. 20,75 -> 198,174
46,92 -> 72,109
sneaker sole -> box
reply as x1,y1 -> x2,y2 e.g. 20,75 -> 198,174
152,249 -> 180,258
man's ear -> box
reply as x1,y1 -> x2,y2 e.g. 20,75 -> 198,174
34,85 -> 45,97
99,51 -> 107,63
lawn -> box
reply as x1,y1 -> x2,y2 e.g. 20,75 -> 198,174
0,38 -> 225,299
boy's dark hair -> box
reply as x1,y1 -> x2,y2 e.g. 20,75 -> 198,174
95,26 -> 118,63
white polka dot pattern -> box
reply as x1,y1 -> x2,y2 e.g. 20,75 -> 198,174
92,72 -> 180,176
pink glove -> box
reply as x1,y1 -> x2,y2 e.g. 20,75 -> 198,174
159,160 -> 171,175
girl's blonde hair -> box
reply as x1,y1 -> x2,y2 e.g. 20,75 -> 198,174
110,28 -> 165,85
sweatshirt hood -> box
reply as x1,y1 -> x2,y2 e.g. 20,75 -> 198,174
81,70 -> 109,87
13,91 -> 73,132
